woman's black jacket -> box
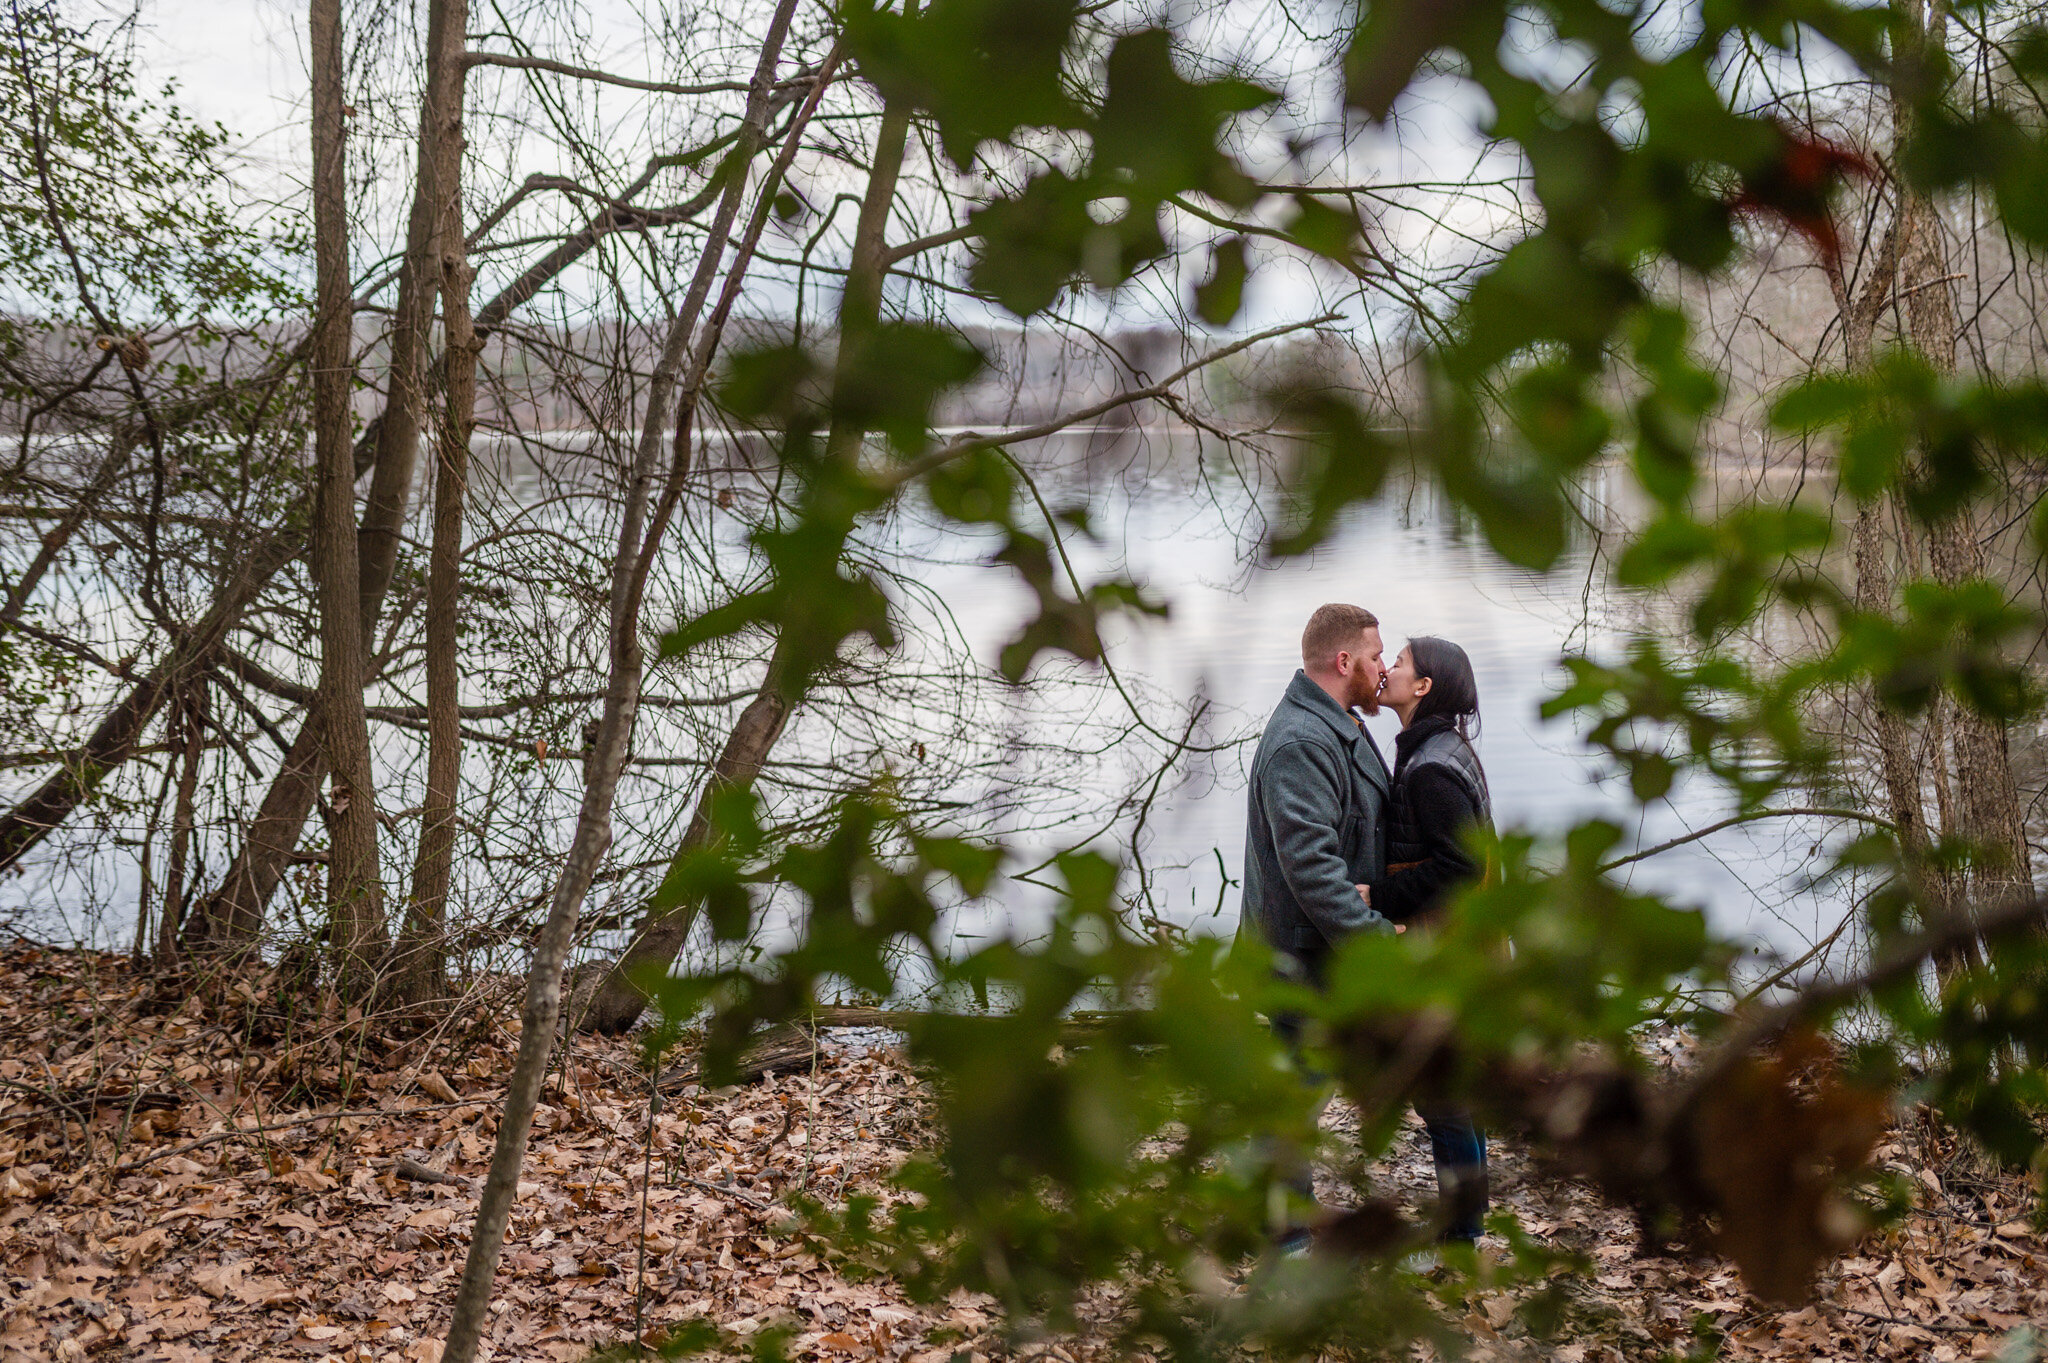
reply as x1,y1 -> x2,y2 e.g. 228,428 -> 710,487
1369,714 -> 1492,924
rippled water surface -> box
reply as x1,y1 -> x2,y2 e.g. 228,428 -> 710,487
5,428 -> 1859,965
891,435 -> 1850,961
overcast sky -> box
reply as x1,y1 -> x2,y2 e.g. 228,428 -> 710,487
109,0 -> 1528,335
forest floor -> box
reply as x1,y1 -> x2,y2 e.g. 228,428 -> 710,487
1,944 -> 2044,1363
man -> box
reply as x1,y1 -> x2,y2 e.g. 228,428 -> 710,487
1239,602 -> 1392,1251
1241,602 -> 1392,977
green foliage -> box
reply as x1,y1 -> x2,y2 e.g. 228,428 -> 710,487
1324,824 -> 1735,1049
843,1 -> 1277,313
1192,236 -> 1248,326
0,3 -> 304,331
650,0 -> 2048,1355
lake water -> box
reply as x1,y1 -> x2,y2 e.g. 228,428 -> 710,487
4,426 -> 1859,976
869,432 -> 1853,971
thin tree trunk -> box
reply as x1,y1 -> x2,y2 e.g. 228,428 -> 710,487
155,681 -> 207,968
1895,138 -> 2036,927
0,529 -> 297,875
439,7 -> 805,1356
579,55 -> 910,1034
351,0 -> 480,641
578,641 -> 798,1033
309,0 -> 387,991
397,0 -> 476,1004
1,429 -> 135,626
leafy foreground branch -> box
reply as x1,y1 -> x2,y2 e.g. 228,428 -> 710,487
3,944 -> 2046,1363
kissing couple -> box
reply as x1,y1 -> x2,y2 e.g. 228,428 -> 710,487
1240,602 -> 1494,1253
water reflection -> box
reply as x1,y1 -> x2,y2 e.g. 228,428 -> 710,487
900,434 -> 1853,961
0,425 -> 1857,970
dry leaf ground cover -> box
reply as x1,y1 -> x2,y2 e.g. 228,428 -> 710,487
1,945 -> 2043,1362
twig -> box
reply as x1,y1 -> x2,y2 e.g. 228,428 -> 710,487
682,1175 -> 772,1211
110,1098 -> 486,1174
1597,807 -> 1894,873
462,52 -> 751,95
1735,902 -> 1860,1005
1833,1305 -> 1976,1334
396,1156 -> 467,1185
878,314 -> 1343,490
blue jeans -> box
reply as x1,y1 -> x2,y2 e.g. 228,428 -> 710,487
1415,1105 -> 1488,1242
1271,1000 -> 1490,1243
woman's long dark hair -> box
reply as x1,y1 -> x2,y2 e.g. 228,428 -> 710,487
1405,636 -> 1481,740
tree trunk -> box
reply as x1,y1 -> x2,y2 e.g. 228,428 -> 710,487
1896,159 -> 2036,928
309,0 -> 387,991
438,6 -> 806,1357
154,681 -> 207,967
577,643 -> 798,1034
396,0 -> 476,1004
184,719 -> 325,951
0,531 -> 298,876
578,52 -> 907,1034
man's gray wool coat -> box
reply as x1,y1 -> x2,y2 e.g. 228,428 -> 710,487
1238,668 -> 1392,965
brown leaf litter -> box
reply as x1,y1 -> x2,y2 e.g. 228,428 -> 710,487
1,946 -> 2043,1362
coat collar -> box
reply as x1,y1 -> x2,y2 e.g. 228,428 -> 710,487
1393,713 -> 1459,773
1284,670 -> 1389,790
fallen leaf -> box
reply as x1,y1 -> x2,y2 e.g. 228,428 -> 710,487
192,1260 -> 250,1300
234,1274 -> 298,1307
279,1164 -> 337,1193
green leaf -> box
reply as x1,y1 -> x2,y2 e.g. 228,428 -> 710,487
1094,29 -> 1272,207
840,0 -> 1082,167
967,171 -> 1093,315
1615,514 -> 1714,587
1285,195 -> 1363,263
1768,373 -> 1863,432
1268,391 -> 1394,557
835,323 -> 986,453
1193,236 -> 1248,326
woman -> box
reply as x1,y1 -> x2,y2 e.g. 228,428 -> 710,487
1363,636 -> 1492,1244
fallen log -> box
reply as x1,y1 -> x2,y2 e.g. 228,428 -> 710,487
658,1021 -> 823,1090
654,1007 -> 1129,1091
803,1005 -> 1121,1035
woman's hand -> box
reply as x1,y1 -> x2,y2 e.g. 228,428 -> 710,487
1358,884 -> 1405,933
